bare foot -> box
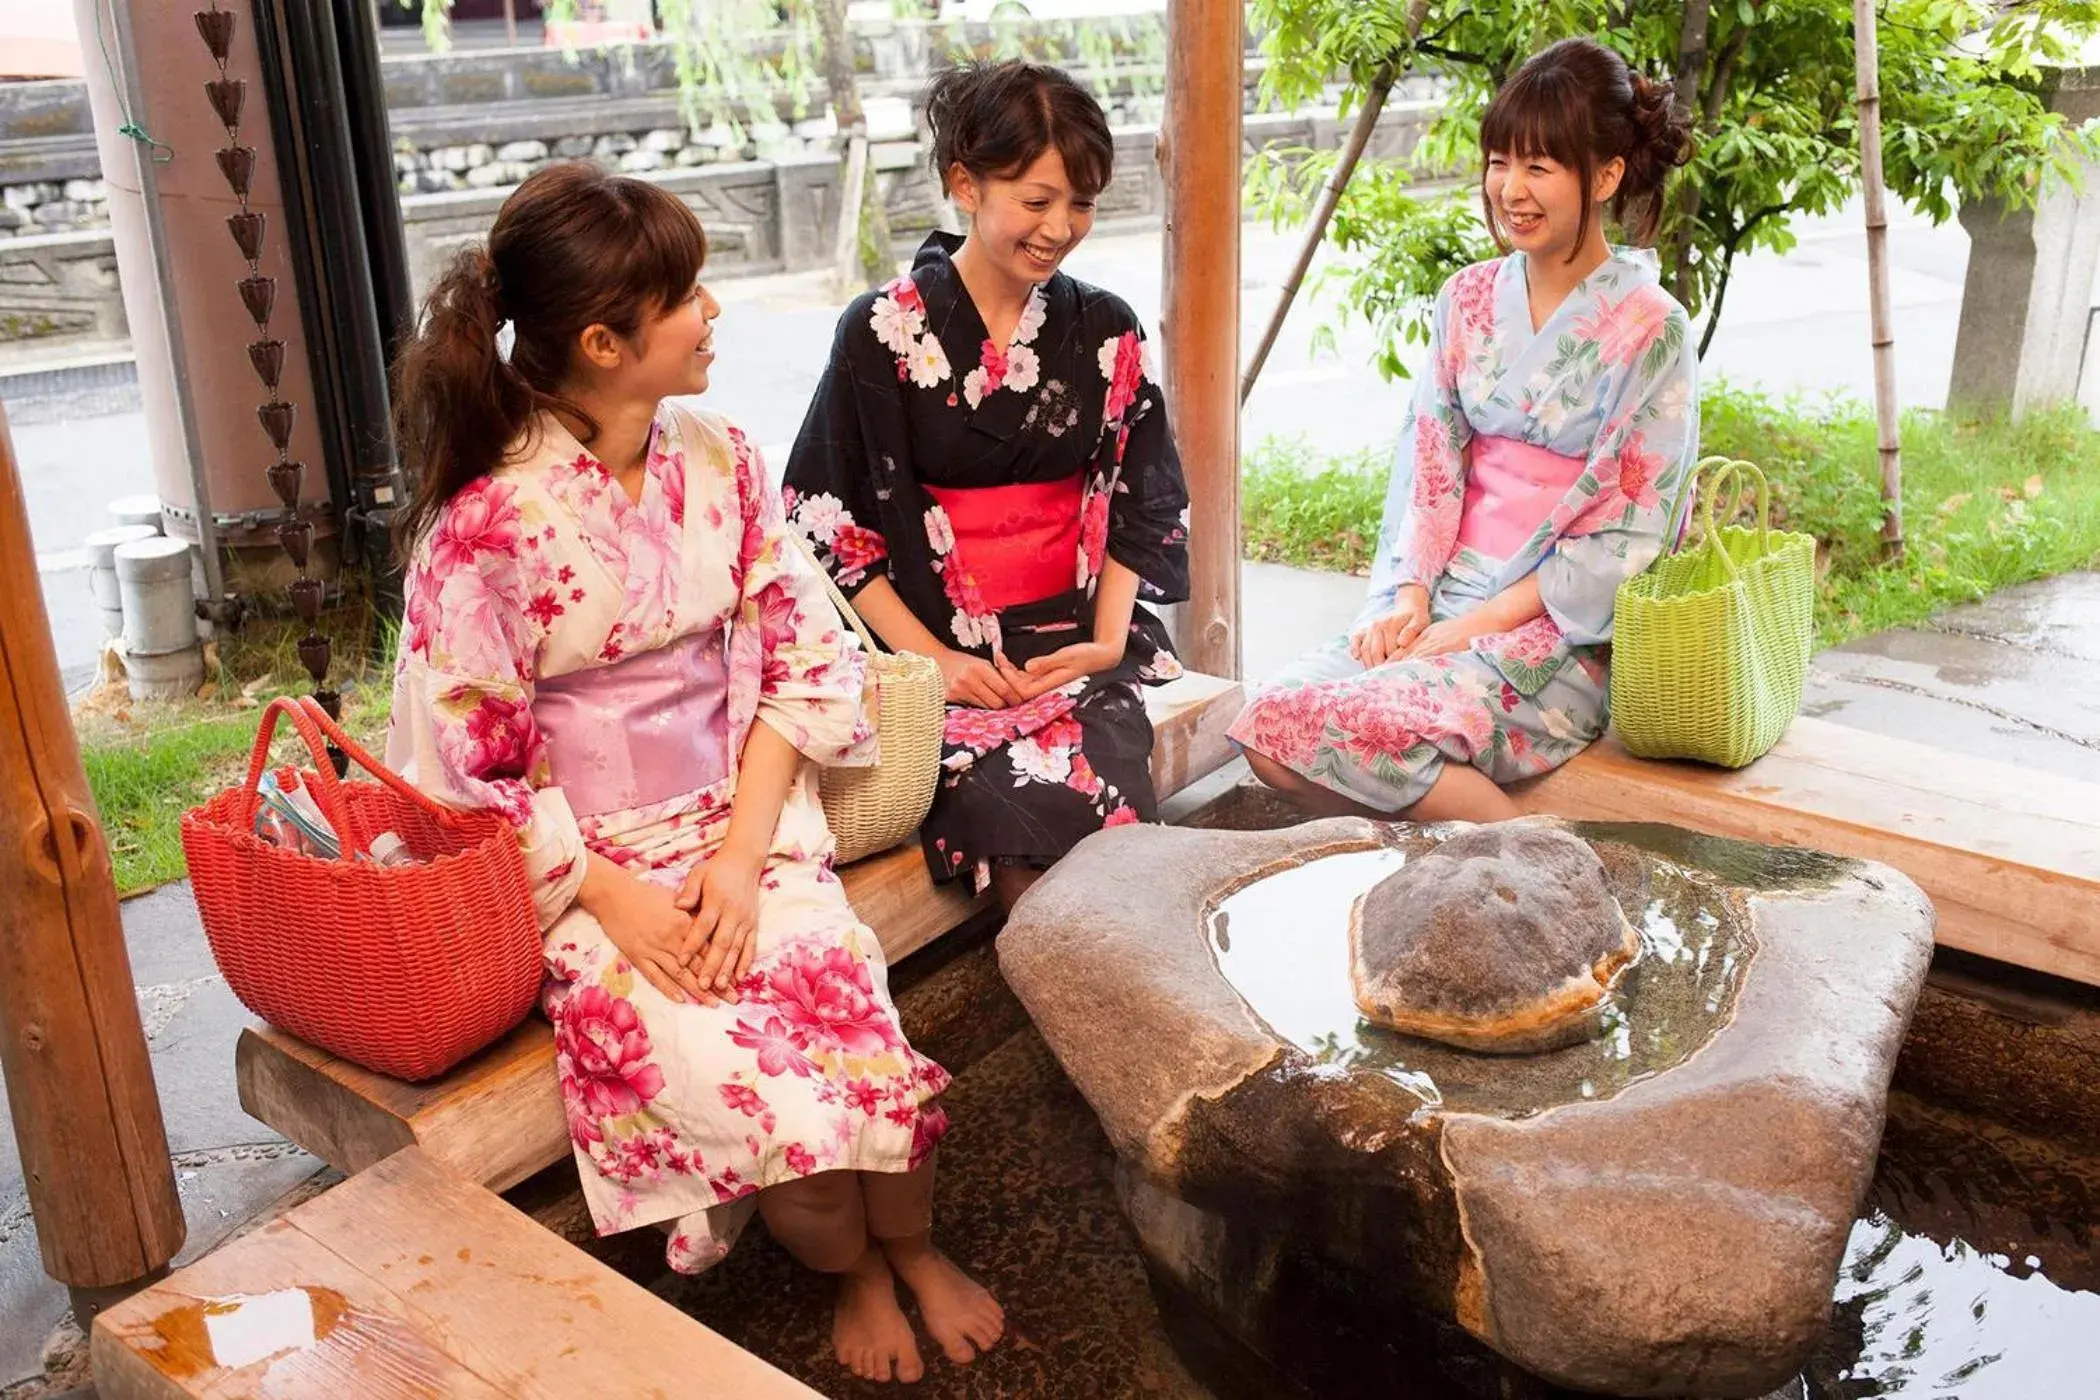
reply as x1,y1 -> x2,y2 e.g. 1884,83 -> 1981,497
884,1237 -> 1005,1364
834,1248 -> 924,1383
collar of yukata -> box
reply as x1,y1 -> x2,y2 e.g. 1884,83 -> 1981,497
540,405 -> 679,489
895,232 -> 1052,408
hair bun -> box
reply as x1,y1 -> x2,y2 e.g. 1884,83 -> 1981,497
1628,73 -> 1694,173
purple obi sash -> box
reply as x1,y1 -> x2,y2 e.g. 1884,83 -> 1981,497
1457,434 -> 1589,559
532,632 -> 729,819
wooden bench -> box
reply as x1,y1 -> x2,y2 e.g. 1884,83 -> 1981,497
236,672 -> 1245,1190
92,1146 -> 819,1399
1514,716 -> 2100,989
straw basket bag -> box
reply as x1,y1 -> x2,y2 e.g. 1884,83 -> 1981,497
181,696 -> 542,1082
790,538 -> 945,863
1609,457 -> 1817,769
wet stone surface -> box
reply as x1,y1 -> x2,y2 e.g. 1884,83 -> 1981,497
1346,824 -> 1641,1055
1001,817 -> 1938,1398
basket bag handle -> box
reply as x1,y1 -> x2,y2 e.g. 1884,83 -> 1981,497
786,531 -> 893,659
238,695 -> 476,859
1663,457 -> 1773,584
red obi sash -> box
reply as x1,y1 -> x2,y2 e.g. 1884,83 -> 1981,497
925,475 -> 1083,612
1457,435 -> 1589,559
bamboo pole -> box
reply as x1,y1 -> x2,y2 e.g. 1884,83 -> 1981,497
1161,0 -> 1244,679
0,401 -> 185,1292
1854,0 -> 1904,556
1239,61 -> 1395,405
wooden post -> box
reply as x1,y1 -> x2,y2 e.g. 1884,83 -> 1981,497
1853,0 -> 1904,557
1161,0 -> 1243,679
0,401 -> 185,1291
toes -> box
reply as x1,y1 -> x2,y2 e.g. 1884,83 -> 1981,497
894,1342 -> 926,1384
937,1332 -> 978,1365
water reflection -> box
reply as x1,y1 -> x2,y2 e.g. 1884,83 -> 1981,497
1206,838 -> 1752,1118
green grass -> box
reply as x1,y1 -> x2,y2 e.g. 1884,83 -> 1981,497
1241,383 -> 2100,648
78,602 -> 395,896
83,715 -> 277,895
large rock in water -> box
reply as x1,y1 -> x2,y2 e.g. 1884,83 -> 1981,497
998,814 -> 1936,1399
1350,823 -> 1638,1053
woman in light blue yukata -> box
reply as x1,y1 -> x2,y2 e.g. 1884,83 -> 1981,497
1232,37 -> 1702,823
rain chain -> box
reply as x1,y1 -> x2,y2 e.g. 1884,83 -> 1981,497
195,3 -> 337,721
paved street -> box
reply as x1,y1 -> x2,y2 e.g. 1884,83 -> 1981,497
4,196 -> 1968,689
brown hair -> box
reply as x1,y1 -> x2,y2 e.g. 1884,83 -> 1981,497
1478,38 -> 1694,257
391,160 -> 706,553
924,60 -> 1115,200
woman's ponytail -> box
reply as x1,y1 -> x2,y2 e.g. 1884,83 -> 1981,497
391,245 -> 536,557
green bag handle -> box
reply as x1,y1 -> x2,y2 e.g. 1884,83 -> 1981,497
1664,456 -> 1771,584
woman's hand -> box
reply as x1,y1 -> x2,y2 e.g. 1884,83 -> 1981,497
1349,587 -> 1431,668
676,843 -> 765,1000
937,647 -> 1023,709
577,854 -> 711,1005
999,639 -> 1123,702
1401,614 -> 1488,661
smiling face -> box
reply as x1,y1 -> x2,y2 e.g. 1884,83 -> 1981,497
949,146 -> 1098,288
590,279 -> 720,400
1483,149 -> 1623,263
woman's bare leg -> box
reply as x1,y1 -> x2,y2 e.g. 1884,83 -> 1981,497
990,863 -> 1041,912
1406,762 -> 1521,823
1243,748 -> 1518,824
1242,749 -> 1394,819
863,1156 -> 1005,1365
760,1172 -> 923,1383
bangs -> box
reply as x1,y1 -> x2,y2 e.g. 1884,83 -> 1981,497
987,82 -> 1114,198
1479,69 -> 1590,170
615,179 -> 709,311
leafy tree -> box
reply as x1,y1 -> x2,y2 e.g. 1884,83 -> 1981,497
1246,0 -> 2100,377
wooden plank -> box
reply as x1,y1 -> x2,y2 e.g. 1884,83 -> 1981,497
92,1217 -> 505,1400
239,674 -> 1254,1187
0,398 -> 184,1287
1149,672 -> 1243,800
238,1019 -> 563,1193
1513,717 -> 2100,988
92,1148 -> 819,1400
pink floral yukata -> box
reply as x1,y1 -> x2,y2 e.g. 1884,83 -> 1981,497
386,402 -> 949,1274
1231,250 -> 1699,809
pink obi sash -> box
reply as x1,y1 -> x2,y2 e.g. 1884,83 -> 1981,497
531,632 -> 729,818
1457,435 -> 1589,559
925,475 -> 1083,612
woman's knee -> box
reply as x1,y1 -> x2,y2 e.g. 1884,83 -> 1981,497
1242,747 -> 1306,794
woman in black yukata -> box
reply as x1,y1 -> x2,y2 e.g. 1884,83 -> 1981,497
784,60 -> 1192,909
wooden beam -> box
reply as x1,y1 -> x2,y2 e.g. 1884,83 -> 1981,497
91,1148 -> 821,1399
1513,718 -> 2100,989
1161,0 -> 1243,679
0,400 -> 185,1288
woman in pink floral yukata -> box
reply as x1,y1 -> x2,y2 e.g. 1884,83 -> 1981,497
783,61 -> 1191,909
1234,39 -> 1701,821
385,162 -> 1000,1385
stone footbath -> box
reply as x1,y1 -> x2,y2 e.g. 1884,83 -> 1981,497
997,816 -> 1937,1398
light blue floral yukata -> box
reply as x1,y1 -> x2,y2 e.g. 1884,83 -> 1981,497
1230,249 -> 1699,809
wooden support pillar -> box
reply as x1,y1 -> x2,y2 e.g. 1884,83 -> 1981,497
0,401 -> 185,1290
1160,0 -> 1243,680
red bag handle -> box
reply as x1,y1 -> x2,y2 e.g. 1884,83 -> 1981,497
238,695 -> 474,859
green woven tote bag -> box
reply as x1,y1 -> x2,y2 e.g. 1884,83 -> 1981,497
1609,457 -> 1817,768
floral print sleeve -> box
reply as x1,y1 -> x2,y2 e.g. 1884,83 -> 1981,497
1533,291 -> 1699,645
1365,272 -> 1478,621
723,422 -> 877,767
782,292 -> 897,596
1092,316 -> 1190,604
385,477 -> 588,930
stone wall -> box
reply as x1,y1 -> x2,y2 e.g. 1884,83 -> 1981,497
0,18 -> 1437,370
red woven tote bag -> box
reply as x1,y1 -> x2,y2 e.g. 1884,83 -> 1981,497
182,695 -> 542,1082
